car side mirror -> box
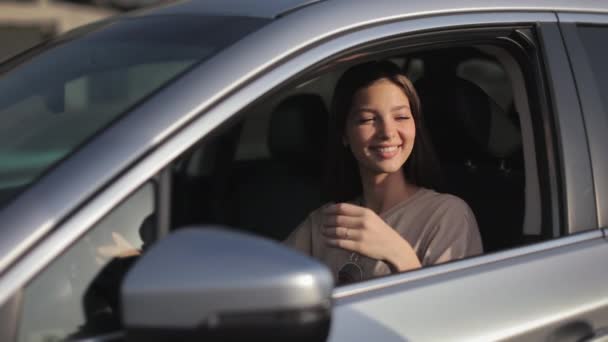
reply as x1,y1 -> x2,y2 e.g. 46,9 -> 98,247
121,226 -> 334,342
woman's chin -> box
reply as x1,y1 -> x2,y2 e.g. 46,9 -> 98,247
363,162 -> 405,176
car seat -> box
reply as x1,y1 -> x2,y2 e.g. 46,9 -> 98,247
415,76 -> 525,252
228,93 -> 329,240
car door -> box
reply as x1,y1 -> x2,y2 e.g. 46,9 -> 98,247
321,12 -> 608,342
156,8 -> 608,339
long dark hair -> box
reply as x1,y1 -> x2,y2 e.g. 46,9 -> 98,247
324,60 -> 441,202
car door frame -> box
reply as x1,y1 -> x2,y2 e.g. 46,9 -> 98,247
557,12 -> 608,231
324,12 -> 606,342
0,9 -> 604,342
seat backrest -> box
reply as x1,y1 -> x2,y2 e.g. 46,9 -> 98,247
415,76 -> 525,252
229,93 -> 329,240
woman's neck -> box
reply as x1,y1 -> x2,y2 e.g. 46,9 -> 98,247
360,170 -> 416,214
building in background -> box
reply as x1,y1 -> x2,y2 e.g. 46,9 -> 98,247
0,0 -> 166,62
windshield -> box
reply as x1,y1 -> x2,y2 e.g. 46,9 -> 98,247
0,15 -> 267,207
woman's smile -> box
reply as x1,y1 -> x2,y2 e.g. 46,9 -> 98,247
369,144 -> 402,159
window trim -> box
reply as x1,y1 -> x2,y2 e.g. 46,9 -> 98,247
481,42 -> 545,237
0,10 -> 592,305
557,12 -> 608,229
0,289 -> 21,342
535,21 -> 597,233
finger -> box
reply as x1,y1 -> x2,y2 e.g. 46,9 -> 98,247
324,238 -> 360,252
97,245 -> 120,257
322,227 -> 361,240
112,232 -> 132,248
322,214 -> 361,228
323,202 -> 367,216
98,245 -> 140,258
119,249 -> 141,258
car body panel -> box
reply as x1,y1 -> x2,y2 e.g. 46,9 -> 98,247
533,18 -> 598,234
0,290 -> 20,342
329,231 -> 608,341
134,0 -> 608,19
557,12 -> 608,229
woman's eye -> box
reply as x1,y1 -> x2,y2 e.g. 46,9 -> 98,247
358,117 -> 374,124
395,115 -> 411,121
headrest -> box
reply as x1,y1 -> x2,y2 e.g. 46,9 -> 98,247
267,94 -> 329,166
415,77 -> 494,162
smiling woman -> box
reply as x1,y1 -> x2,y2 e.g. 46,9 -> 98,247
284,61 -> 483,285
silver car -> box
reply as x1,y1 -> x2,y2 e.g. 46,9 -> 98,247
1,0 -> 607,341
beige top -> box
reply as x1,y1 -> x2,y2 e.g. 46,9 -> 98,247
285,188 -> 483,282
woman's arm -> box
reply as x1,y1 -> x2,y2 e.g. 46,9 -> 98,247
321,203 -> 421,272
422,202 -> 483,265
283,213 -> 314,255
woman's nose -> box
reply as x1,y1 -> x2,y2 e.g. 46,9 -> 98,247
377,118 -> 396,139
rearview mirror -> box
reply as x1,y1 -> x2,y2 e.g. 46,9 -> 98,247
121,226 -> 333,342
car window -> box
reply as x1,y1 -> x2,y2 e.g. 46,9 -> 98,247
169,35 -> 554,286
576,25 -> 608,116
0,15 -> 268,209
18,182 -> 155,341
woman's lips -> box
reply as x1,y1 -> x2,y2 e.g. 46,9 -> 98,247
370,145 -> 402,159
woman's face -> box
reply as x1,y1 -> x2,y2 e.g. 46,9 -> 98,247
345,78 -> 416,177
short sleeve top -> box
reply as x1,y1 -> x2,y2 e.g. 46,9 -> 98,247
285,188 -> 483,281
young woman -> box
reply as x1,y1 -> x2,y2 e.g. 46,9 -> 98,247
285,60 -> 483,285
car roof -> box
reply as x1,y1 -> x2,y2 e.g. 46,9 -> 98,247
144,0 -> 608,19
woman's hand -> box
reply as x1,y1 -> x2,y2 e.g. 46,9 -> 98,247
97,232 -> 141,260
322,203 -> 421,272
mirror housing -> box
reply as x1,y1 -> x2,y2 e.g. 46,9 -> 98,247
121,226 -> 333,341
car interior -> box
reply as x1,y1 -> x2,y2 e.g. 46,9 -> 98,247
168,42 -> 548,255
